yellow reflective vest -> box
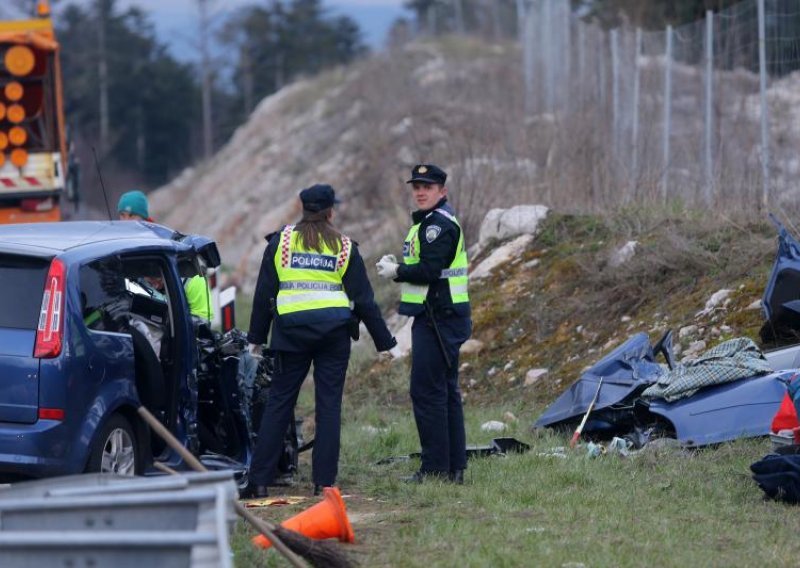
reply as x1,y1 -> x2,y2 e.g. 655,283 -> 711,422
273,225 -> 352,325
400,208 -> 469,310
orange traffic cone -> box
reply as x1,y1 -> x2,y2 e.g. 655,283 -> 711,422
252,487 -> 355,549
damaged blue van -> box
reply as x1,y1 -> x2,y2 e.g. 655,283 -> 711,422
0,221 -> 261,481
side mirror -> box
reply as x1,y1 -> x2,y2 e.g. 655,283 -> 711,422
179,234 -> 221,269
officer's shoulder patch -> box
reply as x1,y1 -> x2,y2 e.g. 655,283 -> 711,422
425,225 -> 442,243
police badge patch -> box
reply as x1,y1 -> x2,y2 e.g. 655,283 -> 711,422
425,225 -> 442,243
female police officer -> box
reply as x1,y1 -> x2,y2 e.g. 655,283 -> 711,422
243,184 -> 398,498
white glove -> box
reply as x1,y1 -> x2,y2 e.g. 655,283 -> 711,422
247,343 -> 263,359
376,257 -> 399,279
380,254 -> 397,264
379,344 -> 404,362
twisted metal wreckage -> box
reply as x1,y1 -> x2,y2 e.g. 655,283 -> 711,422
535,215 -> 800,449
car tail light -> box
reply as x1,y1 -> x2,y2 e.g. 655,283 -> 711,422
20,197 -> 54,212
34,258 -> 65,358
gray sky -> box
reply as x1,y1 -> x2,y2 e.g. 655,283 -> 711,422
59,0 -> 409,54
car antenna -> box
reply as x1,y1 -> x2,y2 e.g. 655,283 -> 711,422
91,146 -> 113,220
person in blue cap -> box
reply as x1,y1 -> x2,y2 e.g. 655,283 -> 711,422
376,164 -> 472,485
116,190 -> 212,321
243,184 -> 400,498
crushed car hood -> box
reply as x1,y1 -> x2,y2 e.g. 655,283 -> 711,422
534,333 -> 663,428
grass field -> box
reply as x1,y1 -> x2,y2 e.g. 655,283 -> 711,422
230,391 -> 798,567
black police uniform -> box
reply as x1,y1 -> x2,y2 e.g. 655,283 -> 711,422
247,185 -> 396,491
395,166 -> 472,479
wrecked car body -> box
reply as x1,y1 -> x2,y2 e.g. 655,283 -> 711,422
537,216 -> 800,448
0,221 -> 298,485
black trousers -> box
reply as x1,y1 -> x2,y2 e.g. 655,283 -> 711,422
410,313 -> 472,473
249,326 -> 351,487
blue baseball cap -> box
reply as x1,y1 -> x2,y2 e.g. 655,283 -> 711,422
299,184 -> 340,212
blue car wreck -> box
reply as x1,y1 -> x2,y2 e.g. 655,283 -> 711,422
0,221 -> 296,484
536,216 -> 800,448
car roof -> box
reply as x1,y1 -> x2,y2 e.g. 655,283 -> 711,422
0,221 -> 180,256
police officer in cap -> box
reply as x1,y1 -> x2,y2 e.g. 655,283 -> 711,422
244,184 -> 400,498
376,164 -> 472,484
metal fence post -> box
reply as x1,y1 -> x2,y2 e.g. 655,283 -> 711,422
757,0 -> 770,208
611,29 -> 620,158
523,0 -> 535,114
662,24 -> 673,203
631,27 -> 642,199
704,10 -> 714,206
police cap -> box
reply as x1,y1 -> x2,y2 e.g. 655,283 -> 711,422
299,184 -> 340,212
406,164 -> 447,185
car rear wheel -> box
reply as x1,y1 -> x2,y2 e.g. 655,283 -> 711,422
86,414 -> 138,475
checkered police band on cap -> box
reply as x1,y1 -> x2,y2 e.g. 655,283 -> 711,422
406,164 -> 447,185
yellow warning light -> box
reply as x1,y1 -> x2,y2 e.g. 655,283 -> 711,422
37,1 -> 51,18
10,148 -> 27,168
4,82 -> 23,102
0,102 -> 5,121
9,127 -> 26,146
7,104 -> 25,124
0,132 -> 7,151
5,46 -> 36,77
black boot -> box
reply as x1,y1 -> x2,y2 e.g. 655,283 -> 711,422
239,482 -> 269,499
449,469 -> 465,485
401,470 -> 449,484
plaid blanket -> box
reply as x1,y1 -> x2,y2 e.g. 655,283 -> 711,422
641,337 -> 772,402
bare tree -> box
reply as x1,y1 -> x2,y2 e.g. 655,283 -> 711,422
197,0 -> 214,159
97,0 -> 110,153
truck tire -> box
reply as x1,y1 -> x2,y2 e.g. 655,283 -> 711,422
85,414 -> 139,476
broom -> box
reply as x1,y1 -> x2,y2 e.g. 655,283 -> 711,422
137,406 -> 355,568
569,377 -> 604,448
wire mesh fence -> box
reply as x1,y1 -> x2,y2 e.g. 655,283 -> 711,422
518,0 -> 800,211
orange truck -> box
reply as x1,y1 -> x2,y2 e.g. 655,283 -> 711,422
0,1 -> 77,224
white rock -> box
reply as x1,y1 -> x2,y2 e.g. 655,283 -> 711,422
609,240 -> 639,267
460,339 -> 484,354
480,420 -> 507,433
468,379 -> 478,388
470,234 -> 535,280
720,325 -> 733,334
696,289 -> 733,316
747,299 -> 762,310
459,362 -> 471,371
710,326 -> 721,337
679,325 -> 698,339
620,315 -> 632,323
361,426 -> 388,435
476,205 -> 549,253
686,340 -> 707,356
524,368 -> 548,386
503,411 -> 518,423
523,259 -> 540,269
487,366 -> 498,377
673,343 -> 683,356
503,361 -> 515,371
